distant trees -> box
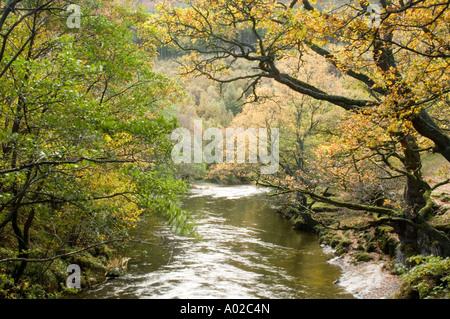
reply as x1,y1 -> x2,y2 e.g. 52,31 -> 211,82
155,0 -> 450,256
209,54 -> 343,185
153,58 -> 251,182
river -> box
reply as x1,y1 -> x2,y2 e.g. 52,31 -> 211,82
75,184 -> 354,299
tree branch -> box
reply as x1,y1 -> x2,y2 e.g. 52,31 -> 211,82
0,157 -> 136,174
0,237 -> 163,264
257,180 -> 401,216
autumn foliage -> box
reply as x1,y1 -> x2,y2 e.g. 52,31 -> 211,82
0,0 -> 194,297
154,0 -> 450,256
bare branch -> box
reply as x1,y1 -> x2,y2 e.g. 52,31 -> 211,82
0,238 -> 163,264
0,157 -> 136,175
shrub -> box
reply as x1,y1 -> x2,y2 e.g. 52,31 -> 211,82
400,255 -> 450,299
0,273 -> 62,299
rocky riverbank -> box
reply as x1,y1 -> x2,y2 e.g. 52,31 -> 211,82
276,205 -> 405,298
323,246 -> 403,299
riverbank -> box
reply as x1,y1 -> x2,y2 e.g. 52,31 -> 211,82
276,205 -> 405,299
322,246 -> 402,299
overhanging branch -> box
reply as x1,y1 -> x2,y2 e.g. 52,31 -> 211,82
0,238 -> 162,264
0,157 -> 136,175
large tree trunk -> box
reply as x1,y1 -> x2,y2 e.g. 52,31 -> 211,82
392,134 -> 450,260
400,134 -> 426,214
393,218 -> 450,263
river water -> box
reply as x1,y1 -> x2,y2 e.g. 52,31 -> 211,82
75,184 -> 354,299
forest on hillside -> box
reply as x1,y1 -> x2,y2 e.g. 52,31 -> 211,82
0,0 -> 449,299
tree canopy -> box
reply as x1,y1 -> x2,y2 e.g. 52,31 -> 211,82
154,0 -> 450,256
0,0 -> 194,297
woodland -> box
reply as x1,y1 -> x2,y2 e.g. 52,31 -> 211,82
0,0 -> 449,299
